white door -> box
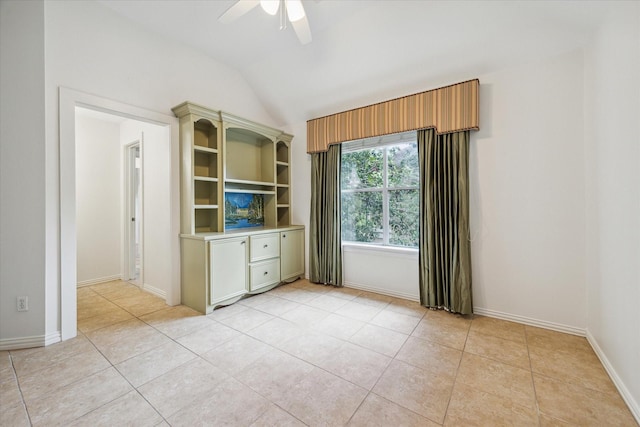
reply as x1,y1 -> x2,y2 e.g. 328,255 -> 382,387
126,142 -> 142,285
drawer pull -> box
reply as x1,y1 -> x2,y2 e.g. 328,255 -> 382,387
263,244 -> 268,248
282,234 -> 286,238
241,241 -> 246,245
263,271 -> 268,276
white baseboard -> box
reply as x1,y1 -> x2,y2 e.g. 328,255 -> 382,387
77,274 -> 121,287
472,307 -> 586,336
344,281 -> 420,302
341,287 -> 585,337
143,283 -> 166,299
0,331 -> 61,351
586,330 -> 640,424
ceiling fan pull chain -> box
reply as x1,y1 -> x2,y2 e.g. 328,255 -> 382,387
280,0 -> 286,30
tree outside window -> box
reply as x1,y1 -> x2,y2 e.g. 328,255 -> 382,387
341,141 -> 419,248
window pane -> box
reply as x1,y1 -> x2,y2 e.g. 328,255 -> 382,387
341,149 -> 384,189
388,142 -> 418,188
389,189 -> 419,247
341,191 -> 383,244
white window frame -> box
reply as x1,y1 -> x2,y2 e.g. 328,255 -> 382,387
341,131 -> 418,248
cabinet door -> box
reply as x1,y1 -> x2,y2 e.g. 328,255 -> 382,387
280,229 -> 304,281
210,236 -> 248,306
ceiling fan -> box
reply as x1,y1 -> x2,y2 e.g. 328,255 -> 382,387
219,0 -> 312,45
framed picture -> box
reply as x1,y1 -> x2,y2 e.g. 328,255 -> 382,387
224,192 -> 264,229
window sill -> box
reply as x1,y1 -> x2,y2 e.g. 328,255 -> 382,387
342,242 -> 418,258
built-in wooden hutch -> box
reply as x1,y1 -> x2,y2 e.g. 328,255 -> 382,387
173,102 -> 304,313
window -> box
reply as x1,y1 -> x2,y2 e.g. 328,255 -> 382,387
341,133 -> 419,248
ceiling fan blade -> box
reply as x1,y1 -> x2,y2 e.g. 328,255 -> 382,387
291,15 -> 312,45
218,0 -> 260,23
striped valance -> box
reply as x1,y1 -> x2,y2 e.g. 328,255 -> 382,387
307,79 -> 479,153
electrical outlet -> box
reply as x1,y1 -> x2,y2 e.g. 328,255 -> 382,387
17,296 -> 28,312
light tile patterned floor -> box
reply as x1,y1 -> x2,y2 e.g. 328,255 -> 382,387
1,279 -> 636,426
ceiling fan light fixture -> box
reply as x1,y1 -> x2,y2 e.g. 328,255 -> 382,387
285,0 -> 305,22
260,0 -> 279,16
220,0 -> 311,45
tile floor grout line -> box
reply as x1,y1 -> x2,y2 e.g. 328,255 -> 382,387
524,326 -> 544,426
78,316 -> 134,335
406,329 -> 470,353
379,391 -> 439,425
344,390 -> 372,425
439,318 -> 472,426
247,389 -> 309,425
270,402 -> 309,426
8,352 -> 34,427
459,350 -> 533,373
367,350 -> 395,393
131,387 -> 170,426
441,318 -> 473,425
441,360 -> 461,425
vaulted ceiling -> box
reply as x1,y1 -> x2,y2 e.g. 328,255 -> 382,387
98,0 -> 619,127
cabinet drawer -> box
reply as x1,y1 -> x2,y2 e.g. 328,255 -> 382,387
250,259 -> 281,291
250,233 -> 279,262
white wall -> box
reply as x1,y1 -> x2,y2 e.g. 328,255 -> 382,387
75,114 -> 122,285
471,50 -> 586,332
120,120 -> 172,298
584,4 -> 640,418
0,0 -> 48,345
343,245 -> 419,300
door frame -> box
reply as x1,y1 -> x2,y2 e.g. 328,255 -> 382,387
124,140 -> 143,286
59,87 -> 180,340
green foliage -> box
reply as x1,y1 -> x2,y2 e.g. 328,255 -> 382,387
341,149 -> 383,189
388,143 -> 419,187
341,142 -> 419,248
342,192 -> 383,243
389,189 -> 419,247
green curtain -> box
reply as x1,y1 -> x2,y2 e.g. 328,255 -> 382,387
309,144 -> 343,286
418,129 -> 472,314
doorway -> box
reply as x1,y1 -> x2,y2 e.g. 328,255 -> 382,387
60,88 -> 180,340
